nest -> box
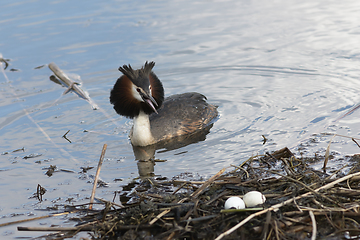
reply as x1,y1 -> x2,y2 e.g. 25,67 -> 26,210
14,147 -> 360,239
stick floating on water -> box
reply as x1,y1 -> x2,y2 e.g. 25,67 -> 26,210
48,62 -> 90,100
48,62 -> 99,109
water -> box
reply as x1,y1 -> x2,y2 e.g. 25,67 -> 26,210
1,0 -> 360,238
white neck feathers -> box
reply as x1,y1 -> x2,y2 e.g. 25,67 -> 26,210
130,110 -> 155,146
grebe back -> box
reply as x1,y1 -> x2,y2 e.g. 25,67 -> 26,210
110,61 -> 218,147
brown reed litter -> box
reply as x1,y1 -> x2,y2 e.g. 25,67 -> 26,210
15,147 -> 360,239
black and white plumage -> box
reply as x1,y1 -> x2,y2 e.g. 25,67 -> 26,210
110,61 -> 218,147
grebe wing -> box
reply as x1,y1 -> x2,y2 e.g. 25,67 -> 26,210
149,92 -> 218,142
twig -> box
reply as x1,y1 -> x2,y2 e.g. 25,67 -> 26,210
293,197 -> 303,213
309,210 -> 317,240
166,231 -> 176,240
96,197 -> 124,208
172,180 -> 205,184
262,135 -> 267,145
36,184 -> 46,202
262,211 -> 271,240
241,155 -> 261,167
271,171 -> 360,211
274,219 -> 280,240
262,169 -> 342,208
89,144 -> 107,210
279,157 -> 295,176
352,138 -> 360,148
215,207 -> 270,240
335,102 -> 360,121
0,211 -> 74,227
149,198 -> 188,225
172,182 -> 188,195
0,54 -> 9,71
323,134 -> 336,170
62,130 -> 71,143
18,226 -> 93,231
190,168 -> 226,199
320,133 -> 360,141
230,164 -> 249,178
325,163 -> 348,181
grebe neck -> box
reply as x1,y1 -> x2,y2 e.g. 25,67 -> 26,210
131,110 -> 155,146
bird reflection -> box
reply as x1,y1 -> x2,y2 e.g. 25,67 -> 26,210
132,123 -> 214,178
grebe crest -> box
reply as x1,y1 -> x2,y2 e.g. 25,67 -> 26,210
110,61 -> 218,147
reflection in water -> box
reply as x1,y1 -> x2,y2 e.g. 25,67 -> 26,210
137,160 -> 155,178
132,123 -> 215,177
132,144 -> 156,177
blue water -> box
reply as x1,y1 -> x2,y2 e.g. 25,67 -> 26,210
1,0 -> 360,238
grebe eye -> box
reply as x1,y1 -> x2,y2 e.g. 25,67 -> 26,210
136,88 -> 141,92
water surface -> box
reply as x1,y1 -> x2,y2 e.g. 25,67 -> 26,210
1,0 -> 360,238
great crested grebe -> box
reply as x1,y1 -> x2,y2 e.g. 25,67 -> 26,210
110,61 -> 218,147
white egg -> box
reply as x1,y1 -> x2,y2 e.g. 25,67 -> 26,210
224,196 -> 245,209
243,191 -> 266,207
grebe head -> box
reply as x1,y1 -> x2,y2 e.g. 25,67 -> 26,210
110,61 -> 164,118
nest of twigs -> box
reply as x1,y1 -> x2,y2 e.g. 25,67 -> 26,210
57,147 -> 360,240
14,147 -> 360,239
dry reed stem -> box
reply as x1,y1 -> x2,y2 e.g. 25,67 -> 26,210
190,168 -> 226,198
0,211 -> 74,228
321,133 -> 360,141
18,226 -> 92,232
335,102 -> 360,121
263,169 -> 342,207
89,144 -> 107,210
323,134 -> 336,170
309,210 -> 317,240
352,138 -> 360,148
149,198 -> 188,225
96,197 -> 124,208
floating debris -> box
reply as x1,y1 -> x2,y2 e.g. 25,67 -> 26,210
34,64 -> 46,69
0,53 -> 10,70
36,184 -> 46,202
2,147 -> 25,155
48,62 -> 100,110
48,62 -> 90,100
43,165 -> 57,177
62,129 -> 71,143
23,153 -> 42,159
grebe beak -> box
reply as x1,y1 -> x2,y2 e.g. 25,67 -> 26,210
138,89 -> 159,114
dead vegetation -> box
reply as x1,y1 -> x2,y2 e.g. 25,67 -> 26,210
11,147 -> 360,240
